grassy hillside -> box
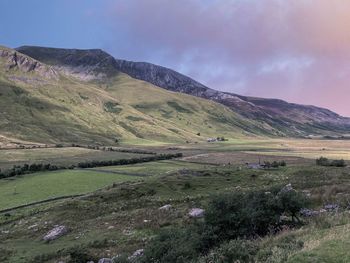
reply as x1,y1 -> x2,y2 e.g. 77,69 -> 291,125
0,46 -> 271,145
1,148 -> 350,262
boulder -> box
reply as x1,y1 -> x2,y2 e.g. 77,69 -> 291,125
98,259 -> 112,263
43,225 -> 68,242
128,249 -> 144,261
188,208 -> 205,218
159,204 -> 172,211
300,208 -> 319,217
324,204 -> 339,212
279,183 -> 294,193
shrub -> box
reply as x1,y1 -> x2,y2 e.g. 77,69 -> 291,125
205,188 -> 306,242
68,247 -> 96,263
316,157 -> 346,167
112,254 -> 131,263
198,239 -> 259,263
316,157 -> 330,166
140,226 -> 203,263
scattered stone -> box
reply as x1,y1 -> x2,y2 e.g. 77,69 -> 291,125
279,183 -> 294,193
188,208 -> 205,218
324,204 -> 339,212
128,249 -> 144,261
98,258 -> 112,263
43,225 -> 68,242
107,226 -> 115,230
143,219 -> 151,223
300,208 -> 319,217
159,204 -> 172,211
28,224 -> 38,230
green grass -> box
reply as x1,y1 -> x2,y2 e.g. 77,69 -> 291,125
0,147 -> 149,170
1,160 -> 350,262
0,160 -> 209,210
0,169 -> 141,210
0,46 -> 272,146
94,160 -> 211,175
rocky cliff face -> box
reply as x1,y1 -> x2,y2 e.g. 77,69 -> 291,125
0,47 -> 58,79
16,46 -> 118,81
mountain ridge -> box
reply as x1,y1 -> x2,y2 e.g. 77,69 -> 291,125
14,45 -> 350,138
1,45 -> 272,146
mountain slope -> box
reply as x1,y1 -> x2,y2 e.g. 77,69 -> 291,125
1,46 -> 271,145
16,45 -> 350,138
113,59 -> 350,136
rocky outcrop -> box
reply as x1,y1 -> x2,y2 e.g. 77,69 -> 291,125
16,46 -> 118,81
0,48 -> 58,79
43,225 -> 68,242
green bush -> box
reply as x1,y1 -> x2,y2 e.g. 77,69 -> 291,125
136,188 -> 306,263
198,239 -> 258,263
112,254 -> 131,263
316,157 -> 346,167
140,226 -> 203,263
68,247 -> 96,263
205,188 -> 306,242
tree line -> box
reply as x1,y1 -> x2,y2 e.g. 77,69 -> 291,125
0,153 -> 183,179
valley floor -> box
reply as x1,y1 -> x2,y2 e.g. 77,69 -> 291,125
1,138 -> 350,262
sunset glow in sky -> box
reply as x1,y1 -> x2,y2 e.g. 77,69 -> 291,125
1,0 -> 350,116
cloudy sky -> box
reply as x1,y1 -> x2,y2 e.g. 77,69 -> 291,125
1,0 -> 350,116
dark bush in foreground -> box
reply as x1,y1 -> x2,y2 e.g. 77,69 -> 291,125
198,239 -> 258,263
139,226 -> 203,263
205,188 -> 306,242
137,187 -> 307,263
316,157 -> 346,167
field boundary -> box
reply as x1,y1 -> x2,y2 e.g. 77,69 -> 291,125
0,194 -> 84,214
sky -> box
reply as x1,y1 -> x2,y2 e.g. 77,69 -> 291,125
1,0 -> 350,116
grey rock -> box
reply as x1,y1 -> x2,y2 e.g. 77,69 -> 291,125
43,225 -> 68,242
159,204 -> 172,211
128,249 -> 144,261
188,208 -> 205,218
324,204 -> 339,211
279,183 -> 294,194
98,259 -> 112,263
300,208 -> 319,217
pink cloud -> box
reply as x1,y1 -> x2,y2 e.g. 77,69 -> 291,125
102,0 -> 350,116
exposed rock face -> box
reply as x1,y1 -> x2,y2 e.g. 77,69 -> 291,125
16,46 -> 118,81
0,48 -> 58,79
43,225 -> 68,242
188,208 -> 205,218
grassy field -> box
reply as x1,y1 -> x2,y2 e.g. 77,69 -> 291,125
0,169 -> 142,210
0,147 -> 150,170
1,139 -> 350,262
0,160 -> 210,210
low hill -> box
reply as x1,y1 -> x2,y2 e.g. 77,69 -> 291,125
1,46 -> 270,145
